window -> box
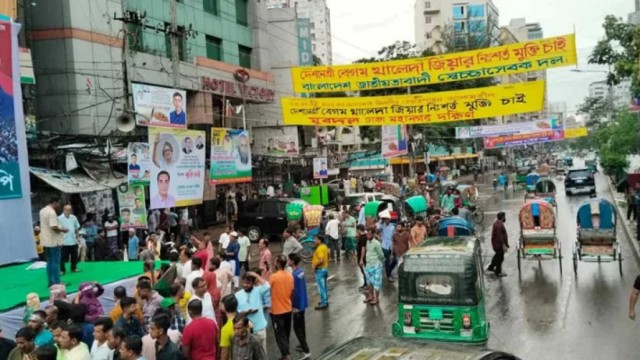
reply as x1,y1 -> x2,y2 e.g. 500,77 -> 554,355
468,20 -> 486,32
467,4 -> 485,18
127,23 -> 144,52
453,21 -> 466,32
425,1 -> 431,9
426,32 -> 432,39
238,45 -> 252,68
452,5 -> 466,19
205,35 -> 222,61
262,202 -> 278,214
235,0 -> 248,26
203,0 -> 218,15
425,15 -> 432,24
165,23 -> 186,61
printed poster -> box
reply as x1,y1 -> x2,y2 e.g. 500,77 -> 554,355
0,21 -> 21,199
149,127 -> 206,209
290,34 -> 577,93
252,126 -> 299,156
80,190 -> 115,218
132,83 -> 188,128
313,157 -> 328,179
127,142 -> 151,185
209,128 -> 252,184
281,81 -> 545,126
382,125 -> 408,158
455,119 -> 563,139
482,127 -> 589,149
117,185 -> 148,231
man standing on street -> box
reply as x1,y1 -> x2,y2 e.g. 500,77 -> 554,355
231,315 -> 267,360
410,216 -> 427,248
392,222 -> 411,261
341,211 -> 357,259
288,253 -> 310,359
362,227 -> 384,305
325,215 -> 341,261
258,238 -> 272,280
487,212 -> 509,277
148,314 -> 181,360
377,211 -> 396,281
282,228 -> 303,258
312,235 -> 329,310
269,255 -> 294,360
127,229 -> 139,261
234,272 -> 270,354
39,196 -> 68,287
225,231 -> 241,289
182,299 -> 218,360
104,215 -> 120,260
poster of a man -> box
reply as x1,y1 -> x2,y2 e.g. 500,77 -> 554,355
120,208 -> 133,228
128,154 -> 140,179
127,143 -> 151,186
151,171 -> 176,208
313,157 -> 328,179
234,133 -> 251,171
182,136 -> 193,154
195,136 -> 204,150
132,198 -> 145,215
169,92 -> 186,126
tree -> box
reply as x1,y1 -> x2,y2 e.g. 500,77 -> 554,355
594,111 -> 639,175
589,15 -> 640,97
577,96 -> 616,128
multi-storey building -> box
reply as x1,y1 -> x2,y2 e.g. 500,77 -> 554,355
266,0 -> 333,65
414,0 -> 500,53
27,0 -> 277,135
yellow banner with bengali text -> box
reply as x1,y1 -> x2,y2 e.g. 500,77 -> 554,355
291,34 -> 576,93
564,127 -> 588,139
281,81 -> 545,126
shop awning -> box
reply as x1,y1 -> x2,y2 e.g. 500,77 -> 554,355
81,162 -> 127,189
30,166 -> 125,194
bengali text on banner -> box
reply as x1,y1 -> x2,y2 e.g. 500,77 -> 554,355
483,127 -> 588,149
291,34 -> 577,93
281,81 -> 544,127
455,119 -> 562,139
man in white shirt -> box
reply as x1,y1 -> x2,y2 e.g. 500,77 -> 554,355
184,258 -> 204,294
325,214 -> 342,261
90,317 -> 114,360
39,196 -> 68,287
218,226 -> 231,252
58,205 -> 81,274
186,277 -> 216,324
179,249 -> 193,279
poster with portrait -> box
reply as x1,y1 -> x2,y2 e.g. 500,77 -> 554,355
132,83 -> 187,128
127,142 -> 151,185
252,126 -> 299,156
148,127 -> 206,210
117,185 -> 148,231
381,125 -> 408,158
313,157 -> 328,179
209,128 -> 252,184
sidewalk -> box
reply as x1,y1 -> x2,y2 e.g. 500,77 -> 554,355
606,176 -> 640,262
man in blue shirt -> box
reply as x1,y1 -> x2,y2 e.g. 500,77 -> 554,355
235,272 -> 270,354
377,211 -> 397,281
58,205 -> 81,274
127,229 -> 139,261
169,92 -> 186,126
288,253 -> 310,358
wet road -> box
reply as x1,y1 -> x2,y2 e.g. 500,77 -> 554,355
264,163 -> 640,359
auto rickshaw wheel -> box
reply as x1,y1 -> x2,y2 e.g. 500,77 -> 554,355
572,253 -> 578,275
517,248 -> 522,274
619,248 -> 623,275
558,248 -> 563,274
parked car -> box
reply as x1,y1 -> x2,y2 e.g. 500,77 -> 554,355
341,192 -> 384,214
317,337 -> 520,360
565,168 -> 596,196
236,198 -> 309,242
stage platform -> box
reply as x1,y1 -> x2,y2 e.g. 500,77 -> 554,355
0,261 -> 145,339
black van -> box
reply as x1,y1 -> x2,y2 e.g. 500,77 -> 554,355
565,168 -> 596,196
235,198 -> 309,242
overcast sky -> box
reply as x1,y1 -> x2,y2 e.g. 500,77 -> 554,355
326,0 -> 635,113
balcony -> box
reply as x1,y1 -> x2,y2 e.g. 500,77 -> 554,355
424,8 -> 439,14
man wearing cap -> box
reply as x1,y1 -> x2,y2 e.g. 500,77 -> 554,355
27,311 -> 54,347
225,231 -> 240,289
160,298 -> 185,333
377,210 -> 397,281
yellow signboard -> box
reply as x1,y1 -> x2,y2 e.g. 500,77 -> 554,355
291,34 -> 576,93
0,1 -> 16,19
281,81 -> 544,127
564,127 -> 588,139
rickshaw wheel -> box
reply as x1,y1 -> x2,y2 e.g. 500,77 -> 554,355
517,248 -> 522,273
572,253 -> 577,275
619,248 -> 623,275
558,248 -> 562,274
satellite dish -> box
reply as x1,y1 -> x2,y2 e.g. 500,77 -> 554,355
116,113 -> 135,132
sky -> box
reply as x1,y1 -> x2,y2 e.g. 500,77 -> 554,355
326,0 -> 636,114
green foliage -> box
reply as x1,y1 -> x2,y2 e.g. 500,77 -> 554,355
600,149 -> 629,176
577,96 -> 617,127
589,15 -> 640,97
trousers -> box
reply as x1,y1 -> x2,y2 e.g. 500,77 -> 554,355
315,268 -> 329,306
44,246 -> 61,286
271,312 -> 292,357
488,249 -> 505,275
61,245 -> 79,272
383,248 -> 397,278
292,311 -> 310,353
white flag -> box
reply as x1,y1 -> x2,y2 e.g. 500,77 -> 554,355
234,105 -> 244,114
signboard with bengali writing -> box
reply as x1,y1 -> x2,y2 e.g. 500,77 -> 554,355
455,119 -> 562,139
209,128 -> 252,184
290,34 -> 577,93
281,81 -> 544,127
483,127 -> 588,149
381,125 -> 408,158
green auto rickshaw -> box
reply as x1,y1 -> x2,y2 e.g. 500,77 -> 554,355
516,167 -> 529,186
392,236 -> 488,344
585,159 -> 597,173
404,195 -> 428,221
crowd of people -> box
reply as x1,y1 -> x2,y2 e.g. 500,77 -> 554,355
0,117 -> 19,164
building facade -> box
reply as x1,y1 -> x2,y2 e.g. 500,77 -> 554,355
27,0 -> 277,135
414,0 -> 500,53
266,0 -> 333,65
588,79 -> 631,110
